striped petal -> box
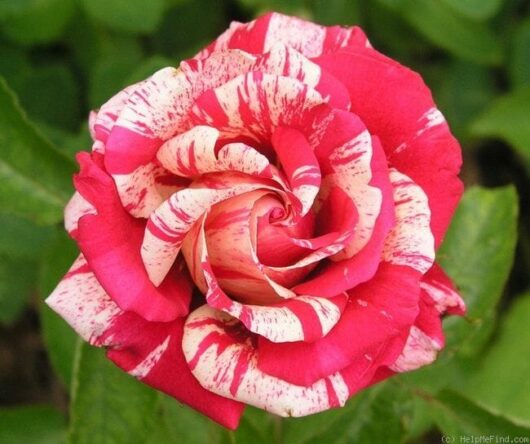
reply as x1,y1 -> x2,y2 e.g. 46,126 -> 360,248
254,43 -> 350,110
272,127 -> 321,217
261,186 -> 358,284
90,82 -> 142,153
46,255 -> 244,429
389,326 -> 441,373
293,135 -> 395,297
313,110 -> 383,260
184,215 -> 348,343
46,254 -> 121,345
107,47 -> 331,217
389,290 -> 446,373
64,192 -> 96,238
141,174 -> 282,286
182,304 -> 352,417
420,263 -> 466,315
104,52 -> 258,214
257,263 -> 420,386
112,162 -> 189,218
196,12 -> 369,60
74,153 -> 193,322
101,50 -> 253,184
315,47 -> 463,246
156,125 -> 274,179
107,314 -> 245,429
190,72 -> 326,143
183,187 -> 358,306
202,191 -> 297,303
104,49 -> 273,174
382,169 -> 435,274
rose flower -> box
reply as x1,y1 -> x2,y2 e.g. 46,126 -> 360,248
47,12 -> 465,429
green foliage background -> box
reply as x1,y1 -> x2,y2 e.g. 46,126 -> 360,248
0,0 -> 529,443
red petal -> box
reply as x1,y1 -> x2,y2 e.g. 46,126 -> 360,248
315,48 -> 463,246
257,263 -> 421,386
74,153 -> 192,322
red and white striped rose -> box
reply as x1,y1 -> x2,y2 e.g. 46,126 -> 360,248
47,12 -> 465,428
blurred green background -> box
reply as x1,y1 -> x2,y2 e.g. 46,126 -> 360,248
0,0 -> 529,443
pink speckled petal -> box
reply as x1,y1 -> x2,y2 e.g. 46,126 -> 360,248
382,169 -> 435,274
183,304 -> 352,416
197,12 -> 369,59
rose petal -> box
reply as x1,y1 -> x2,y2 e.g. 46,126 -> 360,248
141,174 -> 283,286
190,72 -> 325,144
257,263 -> 420,386
64,192 -> 96,238
112,162 -> 189,218
104,51 -> 258,214
308,109 -> 383,261
182,304 -> 350,416
46,254 -> 121,344
156,125 -> 274,179
272,127 -> 321,217
389,290 -> 445,373
382,169 -> 435,274
262,186 -> 358,285
294,135 -> 394,296
315,47 -> 463,246
184,216 -> 348,343
420,263 -> 466,315
74,153 -> 192,322
254,43 -> 350,110
46,256 -> 244,429
90,82 -> 142,153
197,12 -> 369,60
202,191 -> 297,303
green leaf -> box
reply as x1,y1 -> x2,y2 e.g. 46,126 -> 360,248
39,232 -> 79,386
464,293 -> 530,426
0,213 -> 57,326
366,2 -> 433,60
69,344 -> 159,444
0,0 -> 34,19
0,78 -> 76,224
147,394 -> 224,444
87,38 -> 143,108
434,61 -> 497,141
0,405 -> 66,444
36,123 -> 92,160
0,44 -> 80,130
124,55 -> 176,85
429,390 -> 530,438
509,19 -> 530,88
399,186 -> 518,391
64,14 -> 126,76
281,383 -> 407,444
438,186 -> 518,355
80,0 -> 166,34
237,0 -> 309,16
440,0 -> 502,21
228,407 -> 276,444
470,86 -> 530,172
0,0 -> 75,45
0,43 -> 30,87
153,0 -> 227,59
281,403 -> 351,444
0,255 -> 36,325
403,396 -> 434,441
309,0 -> 361,26
381,0 -> 503,65
14,62 -> 80,131
0,213 -> 56,260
